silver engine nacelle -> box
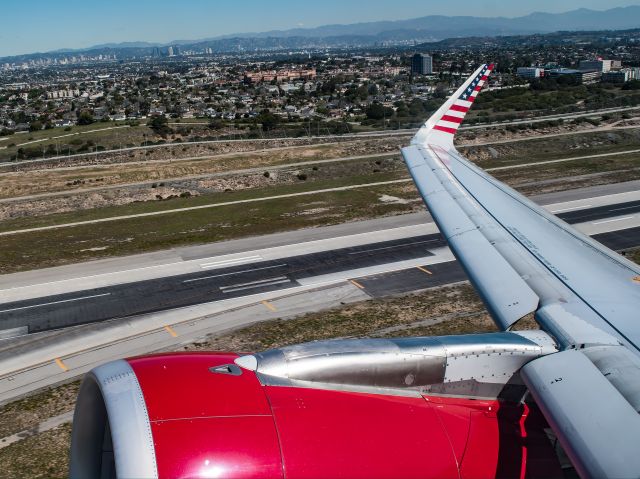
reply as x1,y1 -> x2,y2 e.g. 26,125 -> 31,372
235,330 -> 558,399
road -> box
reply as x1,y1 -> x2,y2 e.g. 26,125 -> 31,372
2,104 -> 638,167
1,181 -> 640,403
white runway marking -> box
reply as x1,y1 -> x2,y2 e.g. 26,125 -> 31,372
593,216 -> 635,225
183,264 -> 288,283
551,205 -> 592,213
221,277 -> 291,293
0,293 -> 111,314
200,255 -> 262,269
348,239 -> 440,255
609,205 -> 640,212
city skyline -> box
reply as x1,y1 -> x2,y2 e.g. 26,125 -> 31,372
1,0 -> 639,58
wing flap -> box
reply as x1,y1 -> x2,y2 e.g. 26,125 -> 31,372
402,145 -> 539,329
521,350 -> 640,479
426,141 -> 640,351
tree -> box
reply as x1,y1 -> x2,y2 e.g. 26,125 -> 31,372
365,102 -> 393,121
29,120 -> 43,132
77,110 -> 94,125
148,115 -> 172,137
257,110 -> 279,132
208,118 -> 224,130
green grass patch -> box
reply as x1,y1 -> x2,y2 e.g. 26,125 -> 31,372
0,179 -> 416,273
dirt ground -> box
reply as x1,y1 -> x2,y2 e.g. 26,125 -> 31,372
0,156 -> 404,221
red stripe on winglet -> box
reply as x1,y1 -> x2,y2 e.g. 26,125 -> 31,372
474,85 -> 482,91
433,125 -> 457,135
450,104 -> 469,113
441,115 -> 463,124
481,75 -> 489,81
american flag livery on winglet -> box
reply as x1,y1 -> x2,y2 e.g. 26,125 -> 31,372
412,63 -> 493,146
433,64 -> 493,135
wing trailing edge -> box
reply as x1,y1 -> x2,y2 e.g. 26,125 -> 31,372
402,144 -> 539,329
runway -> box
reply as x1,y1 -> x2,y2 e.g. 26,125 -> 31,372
1,197 -> 640,334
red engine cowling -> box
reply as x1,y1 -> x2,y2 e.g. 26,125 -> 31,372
70,352 -> 562,479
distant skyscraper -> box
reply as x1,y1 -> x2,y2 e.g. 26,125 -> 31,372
173,45 -> 181,56
152,47 -> 161,58
411,53 -> 433,75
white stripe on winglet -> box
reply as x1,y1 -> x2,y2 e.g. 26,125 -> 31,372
454,99 -> 473,108
445,109 -> 466,118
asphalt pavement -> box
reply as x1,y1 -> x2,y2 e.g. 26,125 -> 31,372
1,198 -> 639,335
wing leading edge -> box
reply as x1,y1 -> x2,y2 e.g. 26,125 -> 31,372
403,64 -> 640,479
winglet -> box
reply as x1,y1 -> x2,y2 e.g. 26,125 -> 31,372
412,63 -> 494,147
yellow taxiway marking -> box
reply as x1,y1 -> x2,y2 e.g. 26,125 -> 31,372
261,300 -> 277,312
350,279 -> 365,289
54,358 -> 69,372
416,266 -> 433,275
164,325 -> 178,337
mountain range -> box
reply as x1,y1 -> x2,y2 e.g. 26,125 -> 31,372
4,6 -> 640,62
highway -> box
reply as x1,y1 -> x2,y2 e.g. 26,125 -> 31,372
1,181 -> 640,403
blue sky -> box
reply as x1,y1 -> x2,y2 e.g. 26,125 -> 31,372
0,0 -> 637,57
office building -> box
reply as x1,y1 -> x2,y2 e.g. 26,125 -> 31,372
579,59 -> 612,73
411,54 -> 433,75
516,67 -> 542,79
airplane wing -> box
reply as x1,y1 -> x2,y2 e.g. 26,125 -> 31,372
402,64 -> 640,479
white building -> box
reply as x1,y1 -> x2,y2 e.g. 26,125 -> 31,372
46,89 -> 80,99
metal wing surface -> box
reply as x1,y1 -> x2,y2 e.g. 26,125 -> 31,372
403,64 -> 640,479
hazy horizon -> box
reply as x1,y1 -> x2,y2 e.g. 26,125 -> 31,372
1,0 -> 639,58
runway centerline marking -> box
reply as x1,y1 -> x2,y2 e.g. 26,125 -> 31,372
164,325 -> 178,338
416,266 -> 433,275
350,279 -> 365,289
0,293 -> 111,314
183,264 -> 288,283
54,358 -> 69,372
593,215 -> 635,225
609,205 -> 640,212
261,300 -> 277,312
